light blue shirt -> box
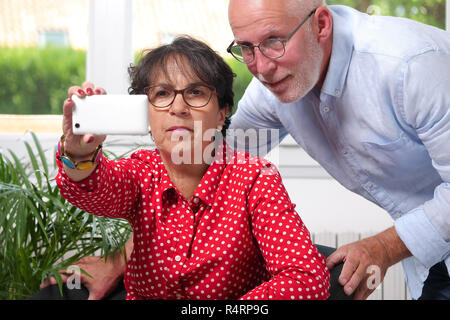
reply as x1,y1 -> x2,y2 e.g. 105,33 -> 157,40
229,5 -> 450,299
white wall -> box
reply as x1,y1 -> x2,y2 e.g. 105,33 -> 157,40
266,136 -> 393,235
283,179 -> 393,234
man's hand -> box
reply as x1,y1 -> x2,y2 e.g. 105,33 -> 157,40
40,255 -> 125,300
326,227 -> 411,300
41,236 -> 133,300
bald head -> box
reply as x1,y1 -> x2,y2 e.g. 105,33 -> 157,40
229,0 -> 324,21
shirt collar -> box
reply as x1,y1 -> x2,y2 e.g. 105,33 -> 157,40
152,151 -> 177,200
320,7 -> 355,98
154,142 -> 233,208
193,141 -> 233,207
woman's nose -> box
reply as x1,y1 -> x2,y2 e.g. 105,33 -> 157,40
169,93 -> 190,116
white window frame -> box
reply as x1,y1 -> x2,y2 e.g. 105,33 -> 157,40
87,0 -> 134,94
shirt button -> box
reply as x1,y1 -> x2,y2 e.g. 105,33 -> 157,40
193,197 -> 199,204
174,255 -> 182,262
323,106 -> 330,113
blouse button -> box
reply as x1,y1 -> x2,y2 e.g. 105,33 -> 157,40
174,255 -> 182,262
193,197 -> 199,204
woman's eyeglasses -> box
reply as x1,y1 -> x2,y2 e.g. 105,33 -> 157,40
144,83 -> 215,109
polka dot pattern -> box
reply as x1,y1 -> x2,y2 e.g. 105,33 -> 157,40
56,144 -> 330,300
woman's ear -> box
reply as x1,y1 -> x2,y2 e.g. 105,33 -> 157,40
217,105 -> 229,129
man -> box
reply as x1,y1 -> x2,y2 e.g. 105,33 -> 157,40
227,0 -> 450,299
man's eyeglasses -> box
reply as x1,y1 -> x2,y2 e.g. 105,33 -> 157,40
144,83 -> 215,109
227,8 -> 317,64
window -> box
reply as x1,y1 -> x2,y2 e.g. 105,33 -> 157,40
0,0 -> 87,116
160,33 -> 178,45
38,30 -> 69,47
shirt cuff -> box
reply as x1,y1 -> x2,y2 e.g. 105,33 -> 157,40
395,206 -> 450,268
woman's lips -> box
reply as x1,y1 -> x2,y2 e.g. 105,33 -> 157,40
167,126 -> 192,133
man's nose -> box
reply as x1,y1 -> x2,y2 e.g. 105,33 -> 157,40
251,48 -> 277,77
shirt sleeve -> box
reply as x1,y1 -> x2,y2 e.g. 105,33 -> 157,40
228,78 -> 288,157
55,150 -> 153,222
395,51 -> 450,268
239,161 -> 330,300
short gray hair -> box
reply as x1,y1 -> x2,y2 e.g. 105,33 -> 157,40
287,0 -> 325,17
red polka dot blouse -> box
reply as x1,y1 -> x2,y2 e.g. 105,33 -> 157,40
56,143 -> 330,300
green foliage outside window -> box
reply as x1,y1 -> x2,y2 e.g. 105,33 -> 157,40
0,46 -> 86,115
326,0 -> 446,30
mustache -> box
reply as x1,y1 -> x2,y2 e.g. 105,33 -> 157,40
256,73 -> 289,84
257,74 -> 271,83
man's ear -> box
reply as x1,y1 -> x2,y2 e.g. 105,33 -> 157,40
315,6 -> 333,43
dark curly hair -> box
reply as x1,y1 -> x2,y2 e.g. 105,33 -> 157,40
128,36 -> 235,137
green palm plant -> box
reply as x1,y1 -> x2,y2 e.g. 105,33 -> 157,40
0,132 -> 132,300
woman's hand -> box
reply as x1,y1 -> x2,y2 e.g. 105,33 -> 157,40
63,82 -> 107,157
62,82 -> 107,181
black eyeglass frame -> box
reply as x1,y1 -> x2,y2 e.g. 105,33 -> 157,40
227,8 -> 318,64
143,83 -> 216,109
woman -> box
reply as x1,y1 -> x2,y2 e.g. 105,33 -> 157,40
56,36 -> 329,300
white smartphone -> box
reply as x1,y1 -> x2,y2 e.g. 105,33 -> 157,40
72,95 -> 149,135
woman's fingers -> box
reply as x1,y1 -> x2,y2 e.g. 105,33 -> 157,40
62,97 -> 75,136
82,82 -> 95,96
94,87 -> 107,95
82,82 -> 107,95
82,133 -> 106,146
69,82 -> 107,98
68,85 -> 84,99
63,82 -> 107,155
